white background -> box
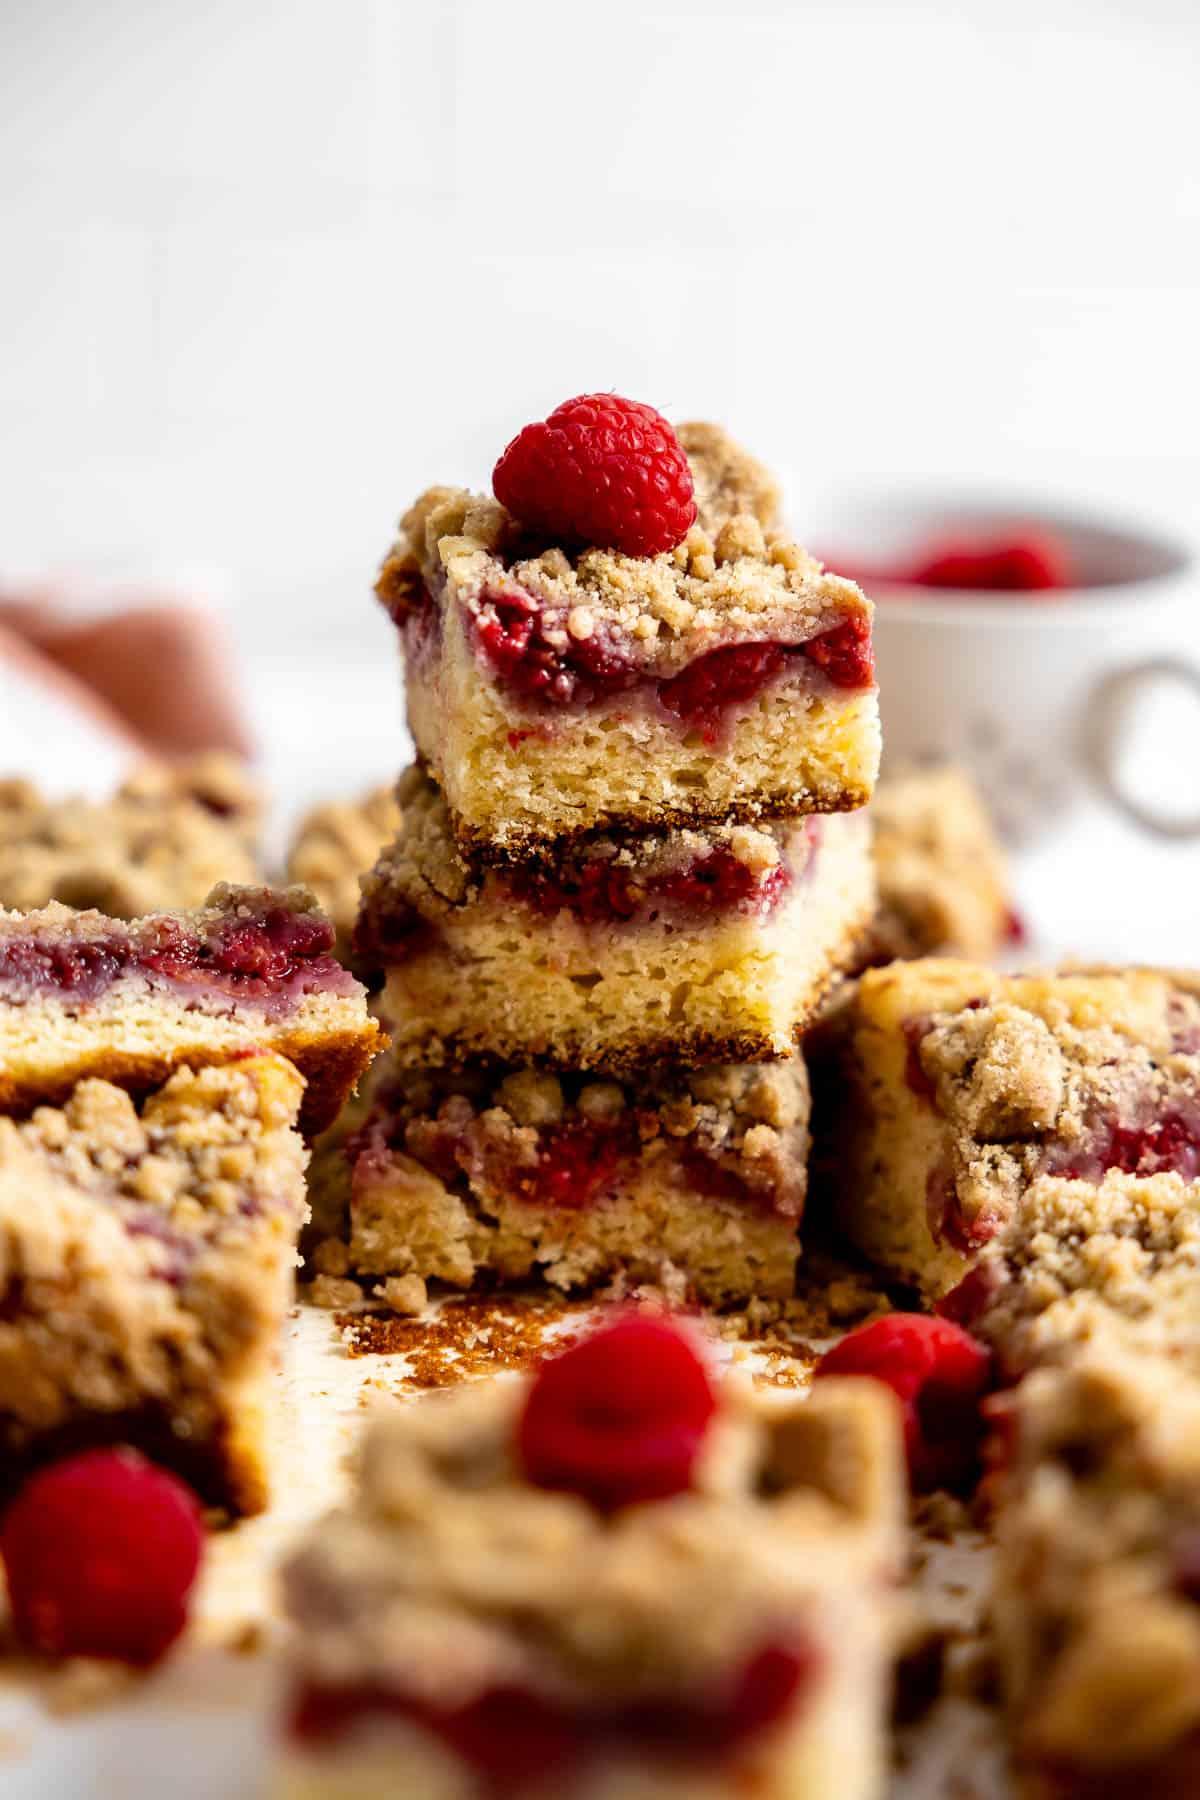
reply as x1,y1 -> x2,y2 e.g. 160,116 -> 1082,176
1,0 -> 1199,946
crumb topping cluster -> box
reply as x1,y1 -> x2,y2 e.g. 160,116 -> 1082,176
896,966 -> 1200,1246
0,1055 -> 308,1281
287,785 -> 403,951
280,1373 -> 898,1705
361,765 -> 801,923
0,759 -> 262,919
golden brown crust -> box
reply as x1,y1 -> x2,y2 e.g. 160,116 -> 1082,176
446,780 -> 876,867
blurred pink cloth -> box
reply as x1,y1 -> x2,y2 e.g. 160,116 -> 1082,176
0,592 -> 253,761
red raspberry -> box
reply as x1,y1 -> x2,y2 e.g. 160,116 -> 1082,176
518,1315 -> 716,1509
659,642 -> 787,743
815,1314 -> 991,1493
802,615 -> 875,688
1,1448 -> 204,1664
493,394 -> 697,557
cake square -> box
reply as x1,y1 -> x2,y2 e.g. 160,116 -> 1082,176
310,1051 -> 812,1309
356,767 -> 875,1075
376,423 -> 878,858
813,958 -> 1200,1300
274,1320 -> 903,1799
0,1053 -> 308,1515
0,883 -> 383,1134
867,764 -> 1014,964
992,1347 -> 1200,1797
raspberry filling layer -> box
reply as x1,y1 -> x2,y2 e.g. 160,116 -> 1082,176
1047,1110 -> 1200,1183
0,909 -> 355,1016
466,587 -> 874,739
288,1639 -> 818,1786
505,839 -> 801,927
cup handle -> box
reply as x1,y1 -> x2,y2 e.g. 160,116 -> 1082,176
1082,656 -> 1200,839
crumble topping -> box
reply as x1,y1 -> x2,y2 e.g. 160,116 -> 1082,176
675,421 -> 781,535
962,1170 -> 1200,1374
995,1348 -> 1200,1771
895,965 -> 1200,1244
361,764 -> 798,922
280,1373 -> 900,1705
868,764 -> 1011,962
376,422 -> 868,670
0,758 -> 263,918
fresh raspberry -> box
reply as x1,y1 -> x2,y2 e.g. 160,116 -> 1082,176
518,1315 -> 716,1509
801,616 -> 875,688
815,1314 -> 991,1492
908,532 -> 1072,593
659,642 -> 787,744
0,1448 -> 204,1664
493,394 -> 697,557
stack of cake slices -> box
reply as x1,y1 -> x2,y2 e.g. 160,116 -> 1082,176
323,404 -> 882,1311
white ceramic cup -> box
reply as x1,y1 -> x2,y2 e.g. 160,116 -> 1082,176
802,492 -> 1199,843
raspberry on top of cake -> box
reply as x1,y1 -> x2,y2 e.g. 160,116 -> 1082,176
816,958 -> 1200,1300
376,400 -> 878,855
276,1314 -> 903,1800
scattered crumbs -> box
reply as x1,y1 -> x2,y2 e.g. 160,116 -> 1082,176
913,1490 -> 974,1542
225,1620 -> 266,1657
335,1293 -> 592,1389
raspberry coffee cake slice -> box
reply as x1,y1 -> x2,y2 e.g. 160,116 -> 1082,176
0,884 -> 382,1133
0,1053 -> 307,1515
867,764 -> 1014,964
377,416 -> 878,859
992,1348 -> 1200,1798
315,1052 -> 812,1308
357,767 -> 875,1074
275,1314 -> 904,1800
814,959 -> 1200,1299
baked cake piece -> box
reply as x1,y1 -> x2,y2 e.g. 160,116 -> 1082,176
941,1166 -> 1200,1381
312,1052 -> 812,1308
0,883 -> 383,1133
0,1053 -> 307,1515
867,764 -> 1013,963
357,766 -> 875,1075
813,958 -> 1200,1300
274,1314 -> 904,1799
0,754 -> 263,918
376,422 -> 878,859
992,1347 -> 1200,1797
287,784 -> 403,965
